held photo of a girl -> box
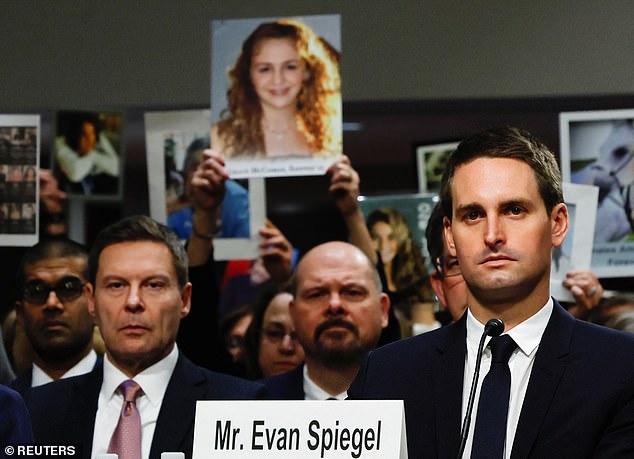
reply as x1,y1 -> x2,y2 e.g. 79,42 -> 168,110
211,15 -> 342,178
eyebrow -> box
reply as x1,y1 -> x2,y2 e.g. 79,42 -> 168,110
455,198 -> 533,215
252,58 -> 300,66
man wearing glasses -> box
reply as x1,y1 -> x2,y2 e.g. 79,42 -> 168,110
11,239 -> 99,393
426,202 -> 468,323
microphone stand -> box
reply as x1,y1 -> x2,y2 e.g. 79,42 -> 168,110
455,318 -> 504,459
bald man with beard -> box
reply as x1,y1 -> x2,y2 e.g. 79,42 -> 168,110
261,241 -> 390,400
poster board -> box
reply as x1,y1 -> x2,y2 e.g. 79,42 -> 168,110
560,109 -> 634,277
211,15 -> 342,178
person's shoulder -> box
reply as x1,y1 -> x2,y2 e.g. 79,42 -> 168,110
0,384 -> 26,406
572,318 -> 634,354
27,363 -> 102,405
178,357 -> 267,399
0,384 -> 33,444
259,366 -> 303,400
9,372 -> 31,397
371,323 -> 454,360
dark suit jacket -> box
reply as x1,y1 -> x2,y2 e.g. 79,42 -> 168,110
348,302 -> 634,459
27,353 -> 267,459
260,364 -> 305,400
0,384 -> 33,446
10,355 -> 103,398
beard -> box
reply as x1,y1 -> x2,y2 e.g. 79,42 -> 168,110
311,318 -> 365,368
28,327 -> 93,365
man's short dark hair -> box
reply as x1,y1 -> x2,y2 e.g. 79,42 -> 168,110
17,238 -> 89,295
425,201 -> 445,274
440,126 -> 563,219
88,215 -> 189,288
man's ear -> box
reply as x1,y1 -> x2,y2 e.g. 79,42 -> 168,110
86,283 -> 97,319
379,293 -> 390,329
443,216 -> 457,257
551,203 -> 569,247
430,271 -> 448,310
180,283 -> 192,318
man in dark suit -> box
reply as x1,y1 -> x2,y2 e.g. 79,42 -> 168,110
27,215 -> 266,459
11,239 -> 100,395
348,127 -> 634,458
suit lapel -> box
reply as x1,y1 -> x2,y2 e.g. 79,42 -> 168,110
150,354 -> 206,458
66,365 -> 103,457
510,302 -> 572,459
434,316 -> 467,459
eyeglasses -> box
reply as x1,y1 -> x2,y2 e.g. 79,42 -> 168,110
262,327 -> 298,344
436,256 -> 462,279
23,276 -> 85,305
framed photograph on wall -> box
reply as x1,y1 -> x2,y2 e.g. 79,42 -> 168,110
560,109 -> 634,277
53,110 -> 123,200
415,141 -> 458,193
211,14 -> 342,178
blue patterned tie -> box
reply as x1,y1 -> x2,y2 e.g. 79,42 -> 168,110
471,334 -> 517,459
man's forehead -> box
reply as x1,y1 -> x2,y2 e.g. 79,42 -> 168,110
451,158 -> 539,204
97,241 -> 177,279
299,271 -> 372,288
25,256 -> 87,279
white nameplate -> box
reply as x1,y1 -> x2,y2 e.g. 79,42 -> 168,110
193,400 -> 408,459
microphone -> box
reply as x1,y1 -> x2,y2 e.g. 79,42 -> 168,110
455,318 -> 505,459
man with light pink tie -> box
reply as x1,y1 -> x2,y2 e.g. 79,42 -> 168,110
26,215 -> 266,459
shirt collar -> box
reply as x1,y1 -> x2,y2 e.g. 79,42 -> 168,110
102,344 -> 179,407
466,297 -> 553,358
302,365 -> 347,400
32,349 -> 98,387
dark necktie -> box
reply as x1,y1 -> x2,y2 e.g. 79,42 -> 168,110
108,379 -> 143,459
471,334 -> 517,459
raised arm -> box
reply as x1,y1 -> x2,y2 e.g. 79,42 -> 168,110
327,155 -> 377,264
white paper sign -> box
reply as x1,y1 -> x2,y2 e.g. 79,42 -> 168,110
193,400 -> 408,459
550,182 -> 599,301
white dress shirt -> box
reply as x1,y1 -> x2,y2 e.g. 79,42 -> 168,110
461,299 -> 553,459
91,345 -> 179,459
31,349 -> 97,387
303,365 -> 347,400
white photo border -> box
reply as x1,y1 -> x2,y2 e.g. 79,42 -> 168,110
415,141 -> 458,193
550,183 -> 598,301
560,109 -> 634,277
210,14 -> 342,179
144,109 -> 264,260
0,114 -> 39,247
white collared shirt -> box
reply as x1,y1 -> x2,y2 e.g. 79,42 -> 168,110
91,345 -> 179,459
461,299 -> 553,459
31,349 -> 98,387
302,365 -> 347,400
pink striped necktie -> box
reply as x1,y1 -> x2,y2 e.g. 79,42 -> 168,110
108,379 -> 143,459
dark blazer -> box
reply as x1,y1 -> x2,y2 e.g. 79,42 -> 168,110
0,384 -> 33,446
10,355 -> 103,398
348,301 -> 634,459
260,364 -> 305,400
27,353 -> 267,459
